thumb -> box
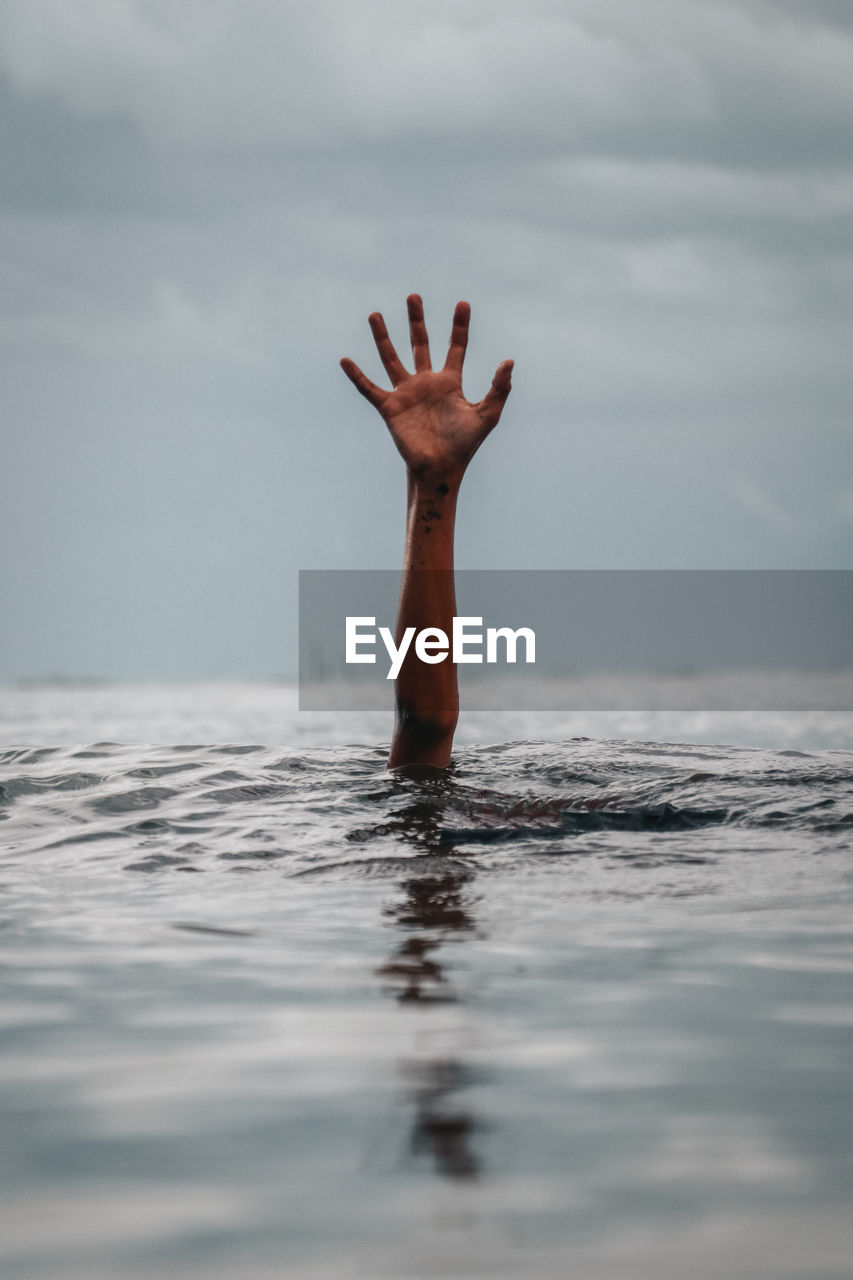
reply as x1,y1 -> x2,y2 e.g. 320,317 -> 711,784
478,359 -> 514,427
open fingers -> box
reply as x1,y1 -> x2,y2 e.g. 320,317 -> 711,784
340,357 -> 386,410
368,312 -> 408,386
407,293 -> 432,372
443,300 -> 470,376
477,359 -> 514,428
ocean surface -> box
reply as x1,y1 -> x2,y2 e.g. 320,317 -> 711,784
1,681 -> 852,1280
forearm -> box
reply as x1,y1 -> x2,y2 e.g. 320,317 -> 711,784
388,470 -> 462,769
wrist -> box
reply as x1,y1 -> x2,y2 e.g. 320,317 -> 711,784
407,466 -> 464,500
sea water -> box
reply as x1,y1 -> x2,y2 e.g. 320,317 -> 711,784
1,681 -> 852,1279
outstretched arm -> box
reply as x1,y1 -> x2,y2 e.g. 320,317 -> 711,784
341,294 -> 513,769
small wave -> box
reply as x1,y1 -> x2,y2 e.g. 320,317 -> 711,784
437,802 -> 731,845
0,739 -> 849,886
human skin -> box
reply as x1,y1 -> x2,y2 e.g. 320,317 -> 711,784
341,294 -> 513,769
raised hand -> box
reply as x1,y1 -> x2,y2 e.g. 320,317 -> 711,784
340,293 -> 514,768
340,294 -> 513,482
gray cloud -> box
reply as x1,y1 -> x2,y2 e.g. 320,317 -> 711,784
1,0 -> 851,681
2,1 -> 852,162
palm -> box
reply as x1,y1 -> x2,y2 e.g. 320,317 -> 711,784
383,369 -> 487,474
341,295 -> 513,479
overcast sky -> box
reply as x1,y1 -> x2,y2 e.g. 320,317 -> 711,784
1,0 -> 851,681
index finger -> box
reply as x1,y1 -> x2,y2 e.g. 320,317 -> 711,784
443,300 -> 470,375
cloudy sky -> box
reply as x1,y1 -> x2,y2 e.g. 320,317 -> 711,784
1,0 -> 851,681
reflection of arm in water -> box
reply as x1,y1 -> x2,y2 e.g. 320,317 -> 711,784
341,294 -> 513,769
